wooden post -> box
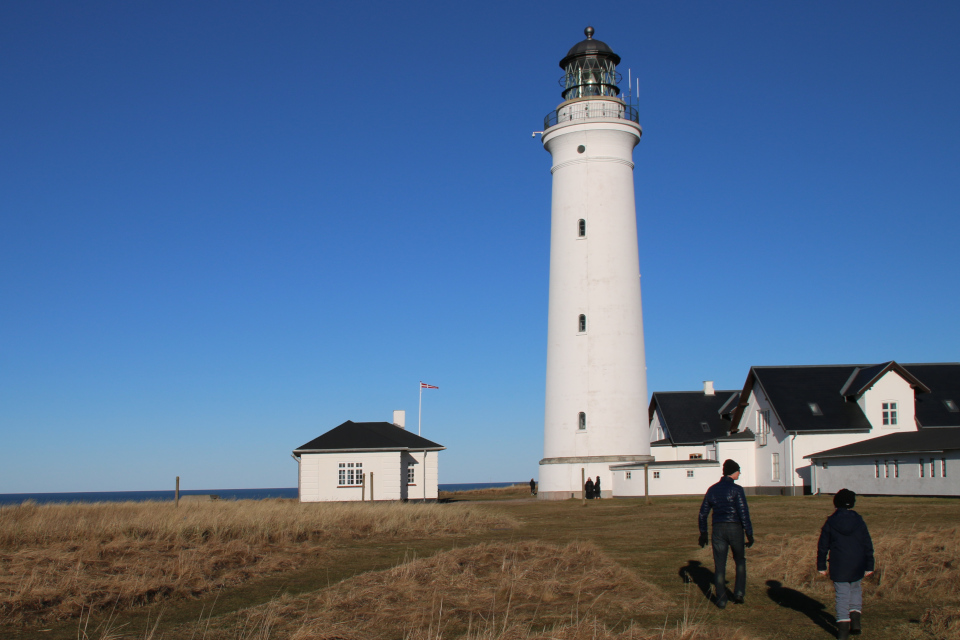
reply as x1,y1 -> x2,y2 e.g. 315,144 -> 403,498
361,473 -> 366,501
581,468 -> 586,506
644,464 -> 651,505
175,476 -> 180,508
370,472 -> 374,501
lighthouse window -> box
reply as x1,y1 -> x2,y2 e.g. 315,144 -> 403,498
578,314 -> 586,332
578,412 -> 586,430
578,219 -> 586,237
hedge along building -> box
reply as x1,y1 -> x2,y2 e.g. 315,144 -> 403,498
538,28 -> 652,500
293,412 -> 444,502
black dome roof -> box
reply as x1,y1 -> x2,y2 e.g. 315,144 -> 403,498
559,26 -> 621,69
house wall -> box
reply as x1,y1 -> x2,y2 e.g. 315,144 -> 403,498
299,451 -> 402,502
716,440 -> 757,490
735,387 -> 793,493
650,412 -> 665,442
612,462 -> 720,496
402,450 -> 440,501
651,443 -> 711,462
858,371 -> 918,432
813,453 -> 960,497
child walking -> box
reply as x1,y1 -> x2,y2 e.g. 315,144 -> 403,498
817,489 -> 874,639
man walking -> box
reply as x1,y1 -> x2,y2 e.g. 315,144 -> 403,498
698,459 -> 754,608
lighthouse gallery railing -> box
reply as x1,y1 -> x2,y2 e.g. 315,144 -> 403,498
543,102 -> 639,130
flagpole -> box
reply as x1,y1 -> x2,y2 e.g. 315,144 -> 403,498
418,381 -> 423,436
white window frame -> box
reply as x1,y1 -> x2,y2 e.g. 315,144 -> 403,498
882,401 -> 898,426
771,453 -> 781,482
653,471 -> 660,479
338,462 -> 363,487
407,461 -> 416,485
757,409 -> 770,446
686,470 -> 694,478
625,471 -> 631,480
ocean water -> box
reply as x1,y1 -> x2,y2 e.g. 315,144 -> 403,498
0,482 -> 524,505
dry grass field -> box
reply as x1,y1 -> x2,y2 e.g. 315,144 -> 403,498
0,499 -> 514,626
1,492 -> 958,640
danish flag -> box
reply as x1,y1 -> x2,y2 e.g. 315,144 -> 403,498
420,382 -> 439,389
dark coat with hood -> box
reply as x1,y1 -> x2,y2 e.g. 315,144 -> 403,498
817,508 -> 875,582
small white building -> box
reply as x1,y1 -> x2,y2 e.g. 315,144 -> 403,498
293,413 -> 444,502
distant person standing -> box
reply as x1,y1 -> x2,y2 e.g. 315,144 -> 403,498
530,478 -> 537,496
698,459 -> 754,608
594,476 -> 602,499
584,476 -> 594,499
817,489 -> 874,639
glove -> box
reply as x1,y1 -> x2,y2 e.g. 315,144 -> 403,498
746,533 -> 755,548
698,532 -> 708,548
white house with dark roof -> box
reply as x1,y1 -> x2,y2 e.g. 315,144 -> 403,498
629,362 -> 960,498
611,383 -> 752,496
292,412 -> 444,502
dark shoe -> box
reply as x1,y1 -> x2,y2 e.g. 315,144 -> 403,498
715,591 -> 728,609
732,594 -> 745,605
850,611 -> 861,634
837,620 -> 850,640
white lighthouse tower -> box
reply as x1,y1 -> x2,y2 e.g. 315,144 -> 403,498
538,27 -> 652,500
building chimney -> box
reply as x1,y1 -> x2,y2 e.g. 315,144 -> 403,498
393,410 -> 405,429
703,381 -> 715,396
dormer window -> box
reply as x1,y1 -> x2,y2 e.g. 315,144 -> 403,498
700,422 -> 710,433
882,402 -> 898,426
945,399 -> 959,412
808,403 -> 823,416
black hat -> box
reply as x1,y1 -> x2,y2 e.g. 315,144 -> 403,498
834,488 -> 856,509
722,459 -> 740,476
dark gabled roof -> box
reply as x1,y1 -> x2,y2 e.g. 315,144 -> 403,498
650,391 -> 739,445
294,421 -> 444,453
717,428 -> 755,442
904,364 -> 960,428
839,362 -> 929,398
806,427 -> 960,459
731,366 -> 873,434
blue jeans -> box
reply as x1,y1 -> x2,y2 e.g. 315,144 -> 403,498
712,522 -> 746,602
834,580 -> 862,622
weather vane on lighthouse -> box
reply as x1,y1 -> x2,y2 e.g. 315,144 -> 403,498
537,27 -> 652,500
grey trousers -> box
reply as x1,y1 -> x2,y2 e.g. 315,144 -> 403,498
833,580 -> 862,622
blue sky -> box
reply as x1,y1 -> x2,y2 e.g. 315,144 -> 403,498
2,2 -> 958,492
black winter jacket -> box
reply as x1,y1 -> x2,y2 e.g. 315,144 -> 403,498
698,476 -> 753,536
817,508 -> 875,582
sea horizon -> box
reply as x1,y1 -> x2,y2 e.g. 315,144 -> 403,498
0,482 -> 525,505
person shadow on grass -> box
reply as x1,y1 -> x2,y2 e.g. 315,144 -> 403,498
679,560 -> 716,602
766,580 -> 836,636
